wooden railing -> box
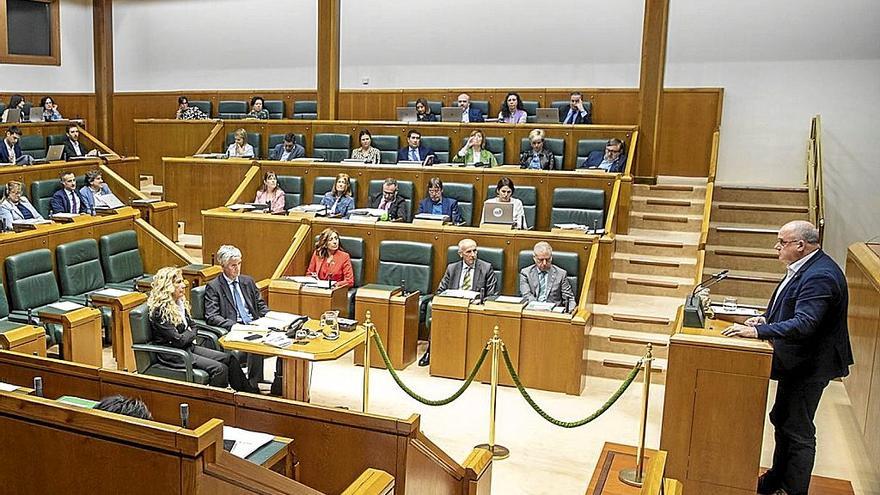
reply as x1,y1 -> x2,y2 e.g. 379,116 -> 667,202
807,115 -> 825,242
695,130 -> 720,285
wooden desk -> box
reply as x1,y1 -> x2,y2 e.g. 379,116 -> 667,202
37,306 -> 103,367
267,278 -> 350,319
0,322 -> 46,357
353,285 -> 419,370
659,308 -> 772,494
220,319 -> 366,402
89,289 -> 147,373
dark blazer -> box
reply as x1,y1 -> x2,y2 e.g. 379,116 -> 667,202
0,140 -> 23,163
368,192 -> 409,222
463,107 -> 484,123
269,143 -> 305,161
559,107 -> 592,124
579,150 -> 627,173
417,196 -> 462,224
62,137 -> 89,161
396,145 -> 437,163
50,188 -> 88,214
149,309 -> 197,366
756,249 -> 853,382
519,264 -> 575,310
204,274 -> 269,330
438,259 -> 498,296
519,148 -> 557,170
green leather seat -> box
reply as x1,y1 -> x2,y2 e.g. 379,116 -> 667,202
189,100 -> 212,116
218,100 -> 247,119
487,184 -> 536,229
4,248 -> 64,350
551,188 -> 605,228
421,136 -> 450,163
99,230 -> 149,290
406,100 -> 442,115
517,250 -> 580,300
577,139 -> 608,168
370,135 -> 400,164
520,137 -> 565,169
441,182 -> 474,226
292,101 -> 317,120
0,184 -> 5,199
0,102 -> 5,114
552,100 -> 593,123
377,241 -> 433,327
264,100 -> 284,119
276,176 -> 303,209
129,303 -> 212,385
461,136 -> 504,164
471,100 -> 489,120
523,101 -> 539,123
312,133 -> 351,162
426,245 -> 504,330
225,132 -> 262,159
30,178 -> 62,218
47,134 -> 66,147
20,135 -> 47,160
312,176 -> 358,204
0,282 -> 29,343
268,133 -> 305,149
55,239 -> 113,341
369,179 -> 414,218
188,285 -> 244,362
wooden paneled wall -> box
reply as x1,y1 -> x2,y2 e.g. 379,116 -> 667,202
0,93 -> 97,133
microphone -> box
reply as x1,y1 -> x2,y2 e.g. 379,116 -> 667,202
399,279 -> 407,297
33,376 -> 43,397
479,287 -> 486,305
684,269 -> 729,328
691,269 -> 729,296
180,403 -> 189,428
592,218 -> 599,234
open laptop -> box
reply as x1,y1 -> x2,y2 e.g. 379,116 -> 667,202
5,108 -> 21,123
536,108 -> 561,124
31,144 -> 65,164
481,201 -> 514,226
396,107 -> 417,123
440,107 -> 462,123
29,107 -> 45,122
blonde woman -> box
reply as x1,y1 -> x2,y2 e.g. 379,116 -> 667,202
453,129 -> 498,167
226,128 -> 255,158
147,267 -> 256,392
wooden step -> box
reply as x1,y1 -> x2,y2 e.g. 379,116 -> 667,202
613,253 -> 696,278
591,310 -> 675,334
634,183 -> 706,200
711,202 -> 810,224
632,196 -> 704,216
708,223 -> 779,248
714,184 -> 809,206
612,274 -> 692,297
588,327 -> 670,356
630,212 -> 702,232
706,245 -> 782,273
585,350 -> 666,383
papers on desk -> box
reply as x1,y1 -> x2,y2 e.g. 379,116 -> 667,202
493,295 -> 525,305
349,208 -> 386,217
262,332 -> 293,348
131,198 -> 160,205
414,213 -> 450,222
92,288 -> 132,298
223,426 -> 274,459
292,157 -> 321,162
192,153 -> 227,159
554,223 -> 605,235
12,218 -> 53,230
94,192 -> 125,209
525,301 -> 556,312
441,289 -> 480,300
228,204 -> 256,211
48,301 -> 84,312
289,204 -> 328,214
289,276 -> 319,285
50,213 -> 80,222
253,311 -> 305,329
710,305 -> 761,316
0,382 -> 19,392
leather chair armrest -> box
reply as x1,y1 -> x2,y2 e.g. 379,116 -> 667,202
131,344 -> 195,382
195,329 -> 220,350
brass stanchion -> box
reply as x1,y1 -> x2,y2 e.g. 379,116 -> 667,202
619,343 -> 653,487
362,311 -> 372,413
475,326 -> 510,460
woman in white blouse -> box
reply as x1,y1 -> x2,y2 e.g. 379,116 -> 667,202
483,177 -> 527,229
226,128 -> 255,158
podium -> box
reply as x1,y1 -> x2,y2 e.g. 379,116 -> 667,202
354,284 -> 419,370
37,306 -> 103,367
660,308 -> 772,494
0,322 -> 46,357
267,279 -> 349,319
89,289 -> 147,373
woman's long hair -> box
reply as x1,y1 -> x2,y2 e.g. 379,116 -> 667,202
331,173 -> 351,198
314,228 -> 341,259
499,92 -> 524,119
147,267 -> 189,326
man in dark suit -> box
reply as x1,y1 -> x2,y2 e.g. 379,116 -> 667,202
396,129 -> 437,164
204,245 -> 273,391
62,124 -> 91,161
723,220 -> 852,495
417,177 -> 463,224
578,138 -> 626,172
368,177 -> 409,222
50,171 -> 88,214
559,91 -> 592,124
268,132 -> 305,161
457,93 -> 485,123
0,126 -> 28,165
519,241 -> 575,311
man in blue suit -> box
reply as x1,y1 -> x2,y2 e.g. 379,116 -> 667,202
396,129 -> 437,164
457,93 -> 484,123
723,220 -> 852,495
578,138 -> 626,173
417,177 -> 463,224
50,171 -> 88,214
0,126 -> 26,165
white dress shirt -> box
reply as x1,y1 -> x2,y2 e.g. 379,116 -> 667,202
770,249 -> 819,309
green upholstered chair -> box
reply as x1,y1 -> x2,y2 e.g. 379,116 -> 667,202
0,102 -> 5,114
276,176 -> 303,210
312,133 -> 351,162
225,132 -> 262,159
377,241 -> 433,325
550,188 -> 605,228
487,184 -> 537,229
20,135 -> 47,160
523,101 -> 539,123
188,285 -> 242,359
370,135 -> 400,164
268,133 -> 305,149
441,182 -> 474,226
30,179 -> 61,218
421,136 -> 450,163
520,137 -> 565,169
55,239 -> 113,341
4,248 -> 64,350
0,282 -> 30,343
189,100 -> 212,116
0,184 -> 5,200
129,303 -> 213,384
312,176 -> 358,204
98,230 -> 149,291
218,100 -> 247,119
292,101 -> 317,119
47,134 -> 66,147
369,179 -> 414,218
471,100 -> 489,119
517,250 -> 580,300
462,136 -> 504,164
263,100 -> 284,119
406,100 -> 443,115
577,139 -> 608,168
552,100 -> 592,123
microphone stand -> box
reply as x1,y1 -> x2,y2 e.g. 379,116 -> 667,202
683,270 -> 729,328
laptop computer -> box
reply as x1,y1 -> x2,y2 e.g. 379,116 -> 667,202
440,107 -> 462,123
29,107 -> 45,122
396,107 -> 417,123
5,108 -> 21,123
536,108 -> 561,124
31,144 -> 65,164
481,201 -> 514,225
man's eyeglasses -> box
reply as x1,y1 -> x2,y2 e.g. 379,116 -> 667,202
776,238 -> 802,247
606,147 -> 621,153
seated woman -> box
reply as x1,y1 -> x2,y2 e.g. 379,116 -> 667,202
483,177 -> 527,229
254,171 -> 286,213
417,177 -> 463,224
40,96 -> 64,121
0,180 -> 44,230
246,96 -> 269,119
498,92 -> 527,124
350,129 -> 381,164
79,169 -> 112,214
415,98 -> 436,122
307,228 -> 355,287
519,129 -> 557,170
453,129 -> 498,167
226,128 -> 255,158
320,172 -> 355,218
147,267 -> 256,392
1,95 -> 25,123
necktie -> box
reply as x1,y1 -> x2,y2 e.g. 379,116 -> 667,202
538,271 -> 548,301
69,191 -> 78,213
565,109 -> 575,124
409,148 -> 418,161
462,266 -> 472,290
231,281 -> 252,324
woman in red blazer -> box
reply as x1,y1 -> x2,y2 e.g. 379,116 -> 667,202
307,228 -> 354,287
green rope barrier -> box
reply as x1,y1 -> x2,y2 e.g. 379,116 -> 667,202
501,344 -> 642,428
370,330 -> 490,406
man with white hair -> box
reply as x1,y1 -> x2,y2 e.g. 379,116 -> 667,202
519,241 -> 575,312
205,245 -> 273,391
723,220 -> 852,495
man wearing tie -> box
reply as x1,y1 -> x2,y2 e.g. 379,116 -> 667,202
50,171 -> 88,214
204,245 -> 274,392
723,221 -> 852,495
368,177 -> 409,222
560,91 -> 592,124
396,129 -> 437,164
519,241 -> 575,311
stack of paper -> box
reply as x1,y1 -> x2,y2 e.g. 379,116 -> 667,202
0,382 -> 19,392
414,213 -> 450,222
442,289 -> 480,300
224,330 -> 265,343
262,333 -> 293,348
349,208 -> 386,217
493,295 -> 525,305
253,311 -> 305,328
93,288 -> 132,297
48,301 -> 84,312
290,204 -> 327,213
525,301 -> 556,312
228,204 -> 256,211
223,426 -> 274,459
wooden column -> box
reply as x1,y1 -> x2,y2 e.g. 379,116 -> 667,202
316,0 -> 340,120
93,0 -> 114,143
636,0 -> 670,180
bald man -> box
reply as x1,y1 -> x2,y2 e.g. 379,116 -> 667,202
723,220 -> 852,495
